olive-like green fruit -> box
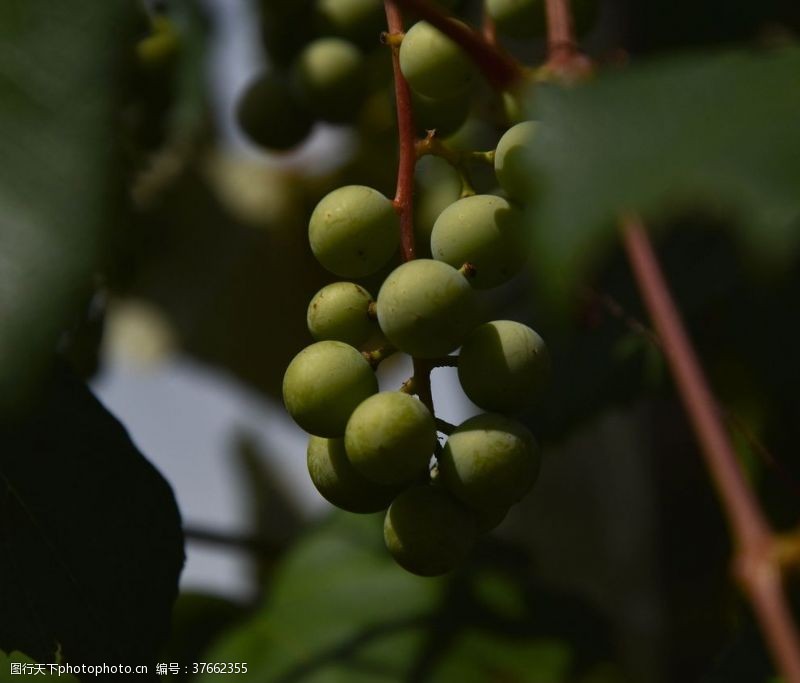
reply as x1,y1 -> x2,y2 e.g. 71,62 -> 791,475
236,71 -> 312,151
458,320 -> 550,411
307,282 -> 375,347
345,392 -> 437,485
384,484 -> 478,576
307,436 -> 398,512
438,413 -> 540,515
282,341 -> 377,437
308,185 -> 400,277
399,21 -> 474,98
431,194 -> 527,289
494,120 -> 537,203
314,0 -> 384,45
294,37 -> 366,123
376,259 -> 477,358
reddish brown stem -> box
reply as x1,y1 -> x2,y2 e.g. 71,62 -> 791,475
392,0 -> 525,91
542,0 -> 592,80
621,216 -> 800,683
385,1 -> 436,415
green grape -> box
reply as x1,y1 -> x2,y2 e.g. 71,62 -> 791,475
376,259 -> 477,358
431,194 -> 526,289
487,0 -> 597,38
235,71 -> 312,151
282,340 -> 377,437
458,320 -> 549,412
414,156 -> 462,258
294,38 -> 366,123
308,185 -> 400,277
345,391 -> 437,485
314,0 -> 384,45
494,120 -> 537,204
307,436 -> 398,512
384,484 -> 478,576
486,0 -> 541,38
438,413 -> 540,516
399,21 -> 474,99
307,282 -> 375,347
412,89 -> 471,139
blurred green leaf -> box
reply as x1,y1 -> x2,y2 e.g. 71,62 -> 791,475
525,47 -> 800,298
0,366 -> 184,677
0,1 -> 135,411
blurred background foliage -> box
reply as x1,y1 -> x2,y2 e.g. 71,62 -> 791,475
1,0 -> 799,681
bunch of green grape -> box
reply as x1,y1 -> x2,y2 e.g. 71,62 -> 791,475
237,0 -> 573,577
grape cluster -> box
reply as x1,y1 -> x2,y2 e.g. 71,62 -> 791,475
247,2 -> 555,576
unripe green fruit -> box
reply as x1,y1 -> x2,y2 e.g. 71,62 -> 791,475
308,185 -> 400,277
282,341 -> 377,437
376,259 -> 477,358
412,89 -> 471,138
414,157 -> 462,258
384,484 -> 478,576
307,436 -> 398,512
494,120 -> 537,204
458,320 -> 550,412
486,0 -> 540,38
431,194 -> 527,289
294,38 -> 366,123
235,71 -> 312,151
307,282 -> 375,347
345,392 -> 437,485
438,413 -> 540,515
399,21 -> 474,99
314,0 -> 384,45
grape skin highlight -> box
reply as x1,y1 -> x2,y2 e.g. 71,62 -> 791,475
376,259 -> 477,358
438,413 -> 540,515
384,484 -> 478,576
309,185 -> 400,278
282,340 -> 377,437
345,391 -> 437,485
494,120 -> 537,204
458,320 -> 550,412
307,436 -> 398,513
431,194 -> 527,289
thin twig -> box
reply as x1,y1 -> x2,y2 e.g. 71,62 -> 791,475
621,216 -> 800,682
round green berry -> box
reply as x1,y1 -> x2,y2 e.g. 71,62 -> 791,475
494,120 -> 537,204
438,413 -> 540,515
294,37 -> 366,123
431,194 -> 527,289
414,156 -> 462,258
486,0 -> 542,39
458,320 -> 550,412
308,185 -> 400,277
307,282 -> 375,347
314,0 -> 384,45
384,484 -> 478,576
236,71 -> 312,151
307,436 -> 398,513
345,391 -> 437,485
376,259 -> 477,358
282,341 -> 377,437
399,21 -> 474,99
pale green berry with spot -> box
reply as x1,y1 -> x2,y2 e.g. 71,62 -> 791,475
307,282 -> 375,347
308,185 -> 400,278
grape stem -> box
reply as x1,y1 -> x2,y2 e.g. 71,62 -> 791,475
416,132 -> 493,197
391,0 -> 526,91
385,0 -> 436,416
621,216 -> 800,682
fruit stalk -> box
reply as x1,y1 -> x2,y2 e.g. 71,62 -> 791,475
621,216 -> 800,682
384,1 -> 435,414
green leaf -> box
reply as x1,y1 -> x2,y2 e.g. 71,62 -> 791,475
200,513 -> 442,682
0,365 -> 184,678
524,47 -> 800,298
0,1 -> 135,411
